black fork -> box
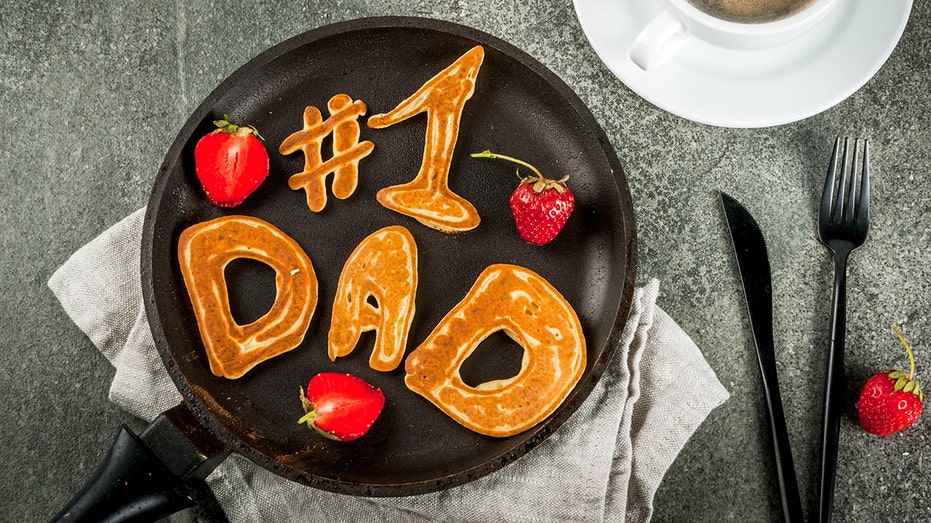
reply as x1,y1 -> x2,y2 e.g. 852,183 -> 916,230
816,137 -> 870,523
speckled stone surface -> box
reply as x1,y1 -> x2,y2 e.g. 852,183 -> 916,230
2,1 -> 929,521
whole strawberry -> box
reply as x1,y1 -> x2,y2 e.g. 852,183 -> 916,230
858,325 -> 925,436
471,150 -> 575,245
194,114 -> 270,207
298,373 -> 386,442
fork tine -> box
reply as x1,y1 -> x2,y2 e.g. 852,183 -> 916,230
821,137 -> 842,221
844,138 -> 859,224
857,139 -> 870,226
833,137 -> 850,223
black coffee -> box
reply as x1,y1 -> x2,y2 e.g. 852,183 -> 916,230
686,0 -> 818,24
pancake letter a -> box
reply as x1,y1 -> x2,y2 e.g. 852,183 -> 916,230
328,226 -> 418,371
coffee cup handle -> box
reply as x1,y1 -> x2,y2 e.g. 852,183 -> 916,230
630,10 -> 688,71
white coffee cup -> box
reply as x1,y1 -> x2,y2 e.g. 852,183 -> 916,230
630,0 -> 840,70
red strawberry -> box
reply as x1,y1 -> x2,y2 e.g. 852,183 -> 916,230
858,325 -> 925,436
471,150 -> 575,245
194,114 -> 270,207
298,373 -> 385,442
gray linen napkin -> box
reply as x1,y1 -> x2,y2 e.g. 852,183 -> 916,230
49,208 -> 729,522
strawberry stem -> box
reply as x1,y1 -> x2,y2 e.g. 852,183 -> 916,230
892,324 -> 916,380
470,150 -> 544,179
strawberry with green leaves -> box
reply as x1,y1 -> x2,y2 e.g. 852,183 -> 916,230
471,150 -> 575,245
858,325 -> 925,436
299,373 -> 386,442
194,114 -> 270,207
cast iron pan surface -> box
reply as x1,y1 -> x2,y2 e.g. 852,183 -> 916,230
142,16 -> 637,496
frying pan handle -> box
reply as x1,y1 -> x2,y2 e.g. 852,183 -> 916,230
51,404 -> 229,523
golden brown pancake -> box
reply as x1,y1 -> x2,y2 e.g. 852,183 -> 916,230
178,215 -> 318,379
328,225 -> 418,372
404,264 -> 586,437
368,46 -> 484,233
280,93 -> 375,212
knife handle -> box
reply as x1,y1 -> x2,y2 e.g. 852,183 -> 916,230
818,251 -> 849,523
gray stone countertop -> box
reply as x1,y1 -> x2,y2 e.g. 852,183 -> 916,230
2,1 -> 930,521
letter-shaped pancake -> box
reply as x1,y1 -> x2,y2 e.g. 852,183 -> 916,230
404,264 -> 586,437
368,46 -> 484,233
178,215 -> 317,379
328,225 -> 418,372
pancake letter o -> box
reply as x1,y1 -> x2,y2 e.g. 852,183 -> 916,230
404,264 -> 586,437
178,215 -> 318,379
328,225 -> 418,371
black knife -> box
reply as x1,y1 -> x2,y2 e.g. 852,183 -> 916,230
721,192 -> 804,523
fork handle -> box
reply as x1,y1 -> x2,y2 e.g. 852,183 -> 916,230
818,249 -> 850,523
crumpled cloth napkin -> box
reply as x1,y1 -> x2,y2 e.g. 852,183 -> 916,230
49,208 -> 729,522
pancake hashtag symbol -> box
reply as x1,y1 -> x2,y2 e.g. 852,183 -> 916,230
280,94 -> 375,212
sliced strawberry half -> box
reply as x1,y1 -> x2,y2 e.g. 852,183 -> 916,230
194,114 -> 270,207
298,372 -> 386,442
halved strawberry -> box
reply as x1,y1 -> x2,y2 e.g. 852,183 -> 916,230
194,114 -> 270,207
298,373 -> 386,442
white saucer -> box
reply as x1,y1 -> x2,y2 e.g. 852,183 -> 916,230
572,0 -> 912,128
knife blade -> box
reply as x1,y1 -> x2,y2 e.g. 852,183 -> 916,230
721,192 -> 804,523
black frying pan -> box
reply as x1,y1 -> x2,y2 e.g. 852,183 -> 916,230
54,16 -> 636,522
